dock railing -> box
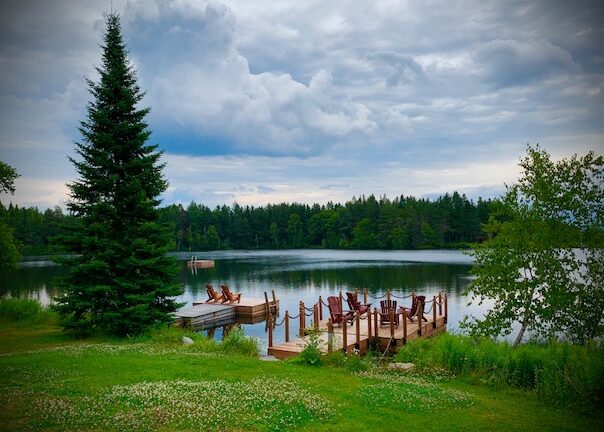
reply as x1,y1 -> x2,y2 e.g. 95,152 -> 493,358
267,290 -> 448,357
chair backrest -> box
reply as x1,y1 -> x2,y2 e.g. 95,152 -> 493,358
346,292 -> 360,310
380,299 -> 397,313
408,296 -> 418,315
206,284 -> 221,301
416,295 -> 426,314
221,285 -> 234,300
327,296 -> 342,323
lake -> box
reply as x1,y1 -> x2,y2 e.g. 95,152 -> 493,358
1,249 -> 484,352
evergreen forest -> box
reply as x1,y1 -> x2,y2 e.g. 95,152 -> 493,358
1,191 -> 493,255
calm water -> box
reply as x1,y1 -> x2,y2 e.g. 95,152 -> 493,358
1,249 -> 485,352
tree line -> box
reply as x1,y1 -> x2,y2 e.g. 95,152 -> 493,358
1,191 -> 494,255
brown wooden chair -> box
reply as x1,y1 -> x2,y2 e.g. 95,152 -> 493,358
346,291 -> 371,315
206,284 -> 224,303
401,295 -> 428,322
327,296 -> 355,326
221,284 -> 242,303
379,299 -> 399,326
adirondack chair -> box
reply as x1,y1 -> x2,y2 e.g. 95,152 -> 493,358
327,296 -> 355,326
402,295 -> 428,322
346,291 -> 371,315
221,284 -> 242,303
205,284 -> 224,303
379,299 -> 399,326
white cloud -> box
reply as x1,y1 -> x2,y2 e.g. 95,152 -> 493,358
0,0 -> 603,210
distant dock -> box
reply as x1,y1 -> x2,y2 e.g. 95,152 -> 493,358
186,258 -> 215,269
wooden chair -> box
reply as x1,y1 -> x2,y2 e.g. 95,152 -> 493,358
401,295 -> 428,322
327,296 -> 355,326
379,299 -> 399,326
221,284 -> 242,303
346,291 -> 371,315
205,284 -> 224,303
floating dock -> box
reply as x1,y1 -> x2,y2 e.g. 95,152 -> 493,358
186,259 -> 215,268
175,297 -> 279,329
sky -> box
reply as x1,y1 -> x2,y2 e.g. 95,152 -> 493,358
0,0 -> 603,210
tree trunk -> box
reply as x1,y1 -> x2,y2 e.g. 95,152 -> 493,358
513,321 -> 528,347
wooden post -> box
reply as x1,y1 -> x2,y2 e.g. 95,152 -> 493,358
318,295 -> 323,321
342,314 -> 348,354
417,298 -> 423,336
314,304 -> 319,331
373,308 -> 379,342
387,289 -> 391,302
363,288 -> 368,305
272,289 -> 277,304
389,308 -> 395,339
444,293 -> 448,324
264,291 -> 270,315
339,291 -> 343,309
438,291 -> 442,316
355,288 -> 359,299
432,296 -> 437,329
367,306 -> 372,338
355,312 -> 360,348
299,302 -> 305,337
412,290 -> 416,304
327,319 -> 333,352
268,314 -> 273,349
285,310 -> 290,342
402,308 -> 407,345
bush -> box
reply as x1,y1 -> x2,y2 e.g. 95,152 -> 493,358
295,330 -> 323,366
395,333 -> 604,408
220,328 -> 259,357
0,298 -> 57,324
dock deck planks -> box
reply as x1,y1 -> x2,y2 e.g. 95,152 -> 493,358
177,297 -> 279,329
268,314 -> 446,359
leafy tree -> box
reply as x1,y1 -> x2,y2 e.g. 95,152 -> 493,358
54,13 -> 182,336
464,145 -> 604,345
0,161 -> 19,195
0,161 -> 21,268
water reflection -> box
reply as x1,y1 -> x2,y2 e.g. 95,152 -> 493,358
1,250 -> 483,352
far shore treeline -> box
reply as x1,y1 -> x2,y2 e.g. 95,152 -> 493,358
1,191 -> 493,255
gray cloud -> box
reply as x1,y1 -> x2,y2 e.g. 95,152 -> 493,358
474,38 -> 580,88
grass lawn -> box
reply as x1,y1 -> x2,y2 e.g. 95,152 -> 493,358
1,322 -> 602,431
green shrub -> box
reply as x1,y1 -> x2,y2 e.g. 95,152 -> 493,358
345,353 -> 371,373
323,350 -> 347,367
220,328 -> 259,357
0,298 -> 57,324
295,330 -> 323,366
395,333 -> 604,408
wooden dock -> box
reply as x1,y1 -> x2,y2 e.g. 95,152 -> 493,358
268,291 -> 447,359
176,297 -> 279,329
186,259 -> 215,268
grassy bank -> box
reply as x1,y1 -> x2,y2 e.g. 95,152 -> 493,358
1,301 -> 603,431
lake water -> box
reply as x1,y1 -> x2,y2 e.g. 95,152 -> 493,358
1,249 -> 485,352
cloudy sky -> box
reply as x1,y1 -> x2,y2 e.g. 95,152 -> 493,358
1,0 -> 603,210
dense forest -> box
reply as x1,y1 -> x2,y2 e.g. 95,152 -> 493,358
1,192 -> 493,255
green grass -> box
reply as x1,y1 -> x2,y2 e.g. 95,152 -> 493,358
0,306 -> 603,431
395,333 -> 604,409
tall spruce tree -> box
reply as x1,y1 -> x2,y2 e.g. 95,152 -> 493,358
54,13 -> 182,336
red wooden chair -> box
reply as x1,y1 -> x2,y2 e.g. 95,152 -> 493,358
379,299 -> 399,326
221,284 -> 242,303
205,284 -> 224,303
346,291 -> 371,315
327,296 -> 355,326
401,295 -> 428,322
